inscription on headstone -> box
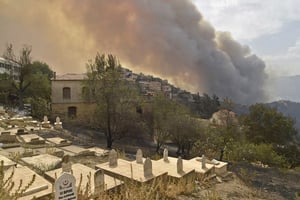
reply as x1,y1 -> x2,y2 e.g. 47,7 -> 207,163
136,149 -> 143,164
109,149 -> 118,167
55,172 -> 77,200
144,157 -> 153,178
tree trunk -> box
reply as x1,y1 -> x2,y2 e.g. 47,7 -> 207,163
156,141 -> 161,153
18,92 -> 24,110
106,133 -> 113,149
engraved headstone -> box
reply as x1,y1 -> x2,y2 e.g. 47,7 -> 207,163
62,155 -> 72,173
201,154 -> 206,169
177,157 -> 183,173
136,149 -> 143,164
94,169 -> 105,195
144,157 -> 153,178
55,172 -> 77,200
109,149 -> 118,167
163,148 -> 169,162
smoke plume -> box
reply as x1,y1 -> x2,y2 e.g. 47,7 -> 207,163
0,0 -> 267,104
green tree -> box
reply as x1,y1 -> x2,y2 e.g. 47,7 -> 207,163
241,103 -> 297,145
2,44 -> 53,113
170,113 -> 201,156
84,53 -> 141,148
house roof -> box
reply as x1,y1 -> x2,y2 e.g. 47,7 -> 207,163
53,73 -> 87,80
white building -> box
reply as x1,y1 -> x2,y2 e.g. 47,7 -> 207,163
0,57 -> 20,80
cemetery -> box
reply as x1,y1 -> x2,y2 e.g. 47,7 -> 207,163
0,110 -> 230,199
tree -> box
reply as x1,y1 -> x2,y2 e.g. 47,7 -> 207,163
152,93 -> 176,153
84,53 -> 141,148
2,44 -> 53,114
3,44 -> 32,110
170,112 -> 200,156
241,103 -> 297,145
194,93 -> 220,119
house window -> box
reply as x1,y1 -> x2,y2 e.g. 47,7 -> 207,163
68,106 -> 77,118
63,87 -> 71,99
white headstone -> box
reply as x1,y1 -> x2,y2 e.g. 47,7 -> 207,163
144,157 -> 153,178
163,148 -> 169,162
43,116 -> 48,123
136,149 -> 143,164
62,155 -> 72,173
109,149 -> 118,167
94,169 -> 105,195
56,116 -> 61,123
201,154 -> 206,169
55,172 -> 77,200
177,157 -> 183,173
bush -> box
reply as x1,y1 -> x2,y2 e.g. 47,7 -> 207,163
226,143 -> 287,167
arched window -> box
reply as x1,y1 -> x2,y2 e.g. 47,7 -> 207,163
63,87 -> 71,99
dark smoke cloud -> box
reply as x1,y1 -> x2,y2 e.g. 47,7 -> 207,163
0,0 -> 267,104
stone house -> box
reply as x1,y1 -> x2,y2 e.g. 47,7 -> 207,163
51,73 -> 95,122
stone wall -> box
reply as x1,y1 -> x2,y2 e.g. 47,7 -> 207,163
51,102 -> 96,123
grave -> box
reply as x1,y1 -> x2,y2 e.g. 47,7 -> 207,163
54,172 -> 77,200
96,150 -> 167,183
54,116 -> 63,129
22,154 -> 61,171
60,145 -> 92,156
163,148 -> 169,162
46,163 -> 123,194
0,154 -> 16,170
152,156 -> 195,179
136,149 -> 144,164
206,159 -> 228,176
18,133 -> 45,144
47,137 -> 71,146
0,131 -> 17,143
41,115 -> 51,128
4,165 -> 52,200
189,156 -> 215,175
62,155 -> 72,173
87,147 -> 109,156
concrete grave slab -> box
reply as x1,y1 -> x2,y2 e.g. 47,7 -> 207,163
188,156 -> 215,174
0,154 -> 16,169
96,158 -> 167,183
4,165 -> 52,200
46,163 -> 123,193
87,147 -> 109,156
47,137 -> 71,146
0,147 -> 25,158
207,159 -> 228,176
152,157 -> 195,179
60,145 -> 92,155
18,134 -> 45,144
22,154 -> 61,171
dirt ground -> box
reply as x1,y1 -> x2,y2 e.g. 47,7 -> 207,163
177,162 -> 300,200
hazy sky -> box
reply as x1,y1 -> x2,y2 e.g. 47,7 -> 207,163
193,0 -> 300,77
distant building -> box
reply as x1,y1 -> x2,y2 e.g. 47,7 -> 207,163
51,73 -> 95,121
0,57 -> 20,80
